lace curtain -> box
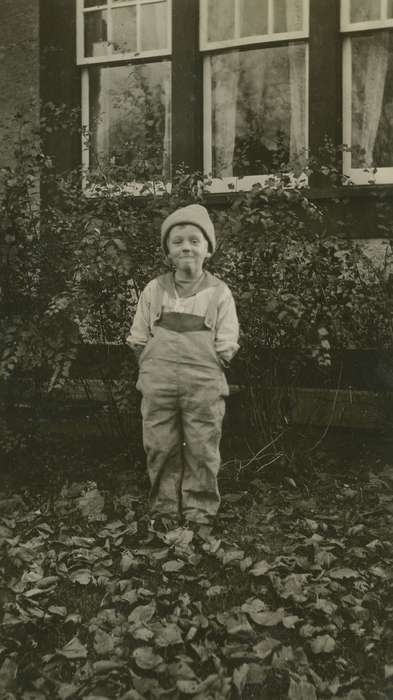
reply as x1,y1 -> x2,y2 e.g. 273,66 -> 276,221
352,32 -> 390,167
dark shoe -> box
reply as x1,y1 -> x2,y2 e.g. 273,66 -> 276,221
149,515 -> 180,533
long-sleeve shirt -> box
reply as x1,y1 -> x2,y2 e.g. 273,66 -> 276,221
126,271 -> 239,363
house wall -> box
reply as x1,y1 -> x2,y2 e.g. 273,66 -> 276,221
0,0 -> 40,166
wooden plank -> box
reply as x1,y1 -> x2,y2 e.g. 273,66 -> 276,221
172,0 -> 203,172
39,0 -> 81,171
308,0 -> 341,184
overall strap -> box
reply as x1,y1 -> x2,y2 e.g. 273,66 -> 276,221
149,274 -> 170,329
204,281 -> 226,330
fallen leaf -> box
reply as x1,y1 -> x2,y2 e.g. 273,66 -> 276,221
249,560 -> 271,576
329,568 -> 359,579
78,488 -> 106,522
152,622 -> 183,647
222,549 -> 245,566
288,677 -> 317,700
385,665 -> 393,680
69,568 -> 93,585
0,656 -> 17,690
164,527 -> 194,549
128,602 -> 156,626
314,598 -> 338,615
250,609 -> 284,627
225,614 -> 256,640
93,660 -> 124,673
240,556 -> 253,572
241,598 -> 266,616
278,574 -> 309,603
253,637 -> 280,660
120,552 -> 138,573
310,634 -> 336,654
48,606 -> 67,617
176,680 -> 203,695
162,560 -> 185,573
57,683 -> 79,700
283,615 -> 301,629
94,629 -> 115,656
315,550 -> 336,568
233,664 -> 249,694
168,660 -> 197,680
133,646 -> 163,670
58,636 -> 88,660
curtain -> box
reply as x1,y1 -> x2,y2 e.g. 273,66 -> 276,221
357,32 -> 389,165
212,52 -> 239,176
149,1 -> 170,177
286,1 -> 305,163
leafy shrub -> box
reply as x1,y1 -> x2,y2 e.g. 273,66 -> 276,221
1,107 -> 393,457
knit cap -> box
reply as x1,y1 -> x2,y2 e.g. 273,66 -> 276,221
161,204 -> 216,254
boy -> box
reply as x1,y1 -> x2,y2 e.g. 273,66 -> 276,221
126,204 -> 239,525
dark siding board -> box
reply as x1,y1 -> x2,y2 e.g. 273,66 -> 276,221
172,0 -> 203,173
40,0 -> 81,171
309,0 -> 341,179
71,344 -> 393,392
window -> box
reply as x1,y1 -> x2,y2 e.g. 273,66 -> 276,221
77,0 -> 172,191
76,0 -> 312,193
200,0 -> 309,192
342,0 -> 393,184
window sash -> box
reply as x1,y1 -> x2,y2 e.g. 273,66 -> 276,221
341,0 -> 393,32
199,0 -> 309,51
76,0 -> 172,65
81,62 -> 172,193
203,43 -> 309,191
342,34 -> 393,184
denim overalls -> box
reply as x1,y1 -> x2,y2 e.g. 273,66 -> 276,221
136,273 -> 229,523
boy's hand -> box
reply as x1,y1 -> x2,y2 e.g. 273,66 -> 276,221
132,344 -> 145,362
217,355 -> 230,369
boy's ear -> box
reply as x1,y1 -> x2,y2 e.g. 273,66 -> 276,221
205,251 -> 212,259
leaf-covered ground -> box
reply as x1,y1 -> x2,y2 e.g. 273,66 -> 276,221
1,438 -> 393,699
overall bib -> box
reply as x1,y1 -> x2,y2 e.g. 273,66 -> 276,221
136,277 -> 229,523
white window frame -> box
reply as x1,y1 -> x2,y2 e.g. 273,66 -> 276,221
77,0 -> 172,194
200,0 -> 309,193
341,0 -> 393,32
200,0 -> 309,50
76,0 -> 172,65
342,1 -> 393,184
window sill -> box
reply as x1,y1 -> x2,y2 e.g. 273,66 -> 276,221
80,178 -> 393,209
83,181 -> 172,198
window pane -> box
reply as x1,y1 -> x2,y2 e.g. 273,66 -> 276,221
388,0 -> 393,18
207,0 -> 235,42
239,0 -> 268,37
208,44 -> 307,177
89,62 -> 171,180
274,0 -> 304,33
84,10 -> 108,57
351,32 -> 393,168
84,0 -> 106,7
112,6 -> 137,54
141,2 -> 168,51
350,0 -> 380,23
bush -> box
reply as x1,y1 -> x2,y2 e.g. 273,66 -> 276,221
1,107 -> 393,459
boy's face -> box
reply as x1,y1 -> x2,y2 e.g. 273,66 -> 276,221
166,224 -> 209,275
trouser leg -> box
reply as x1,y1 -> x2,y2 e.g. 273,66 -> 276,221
180,392 -> 226,522
140,393 -> 182,517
